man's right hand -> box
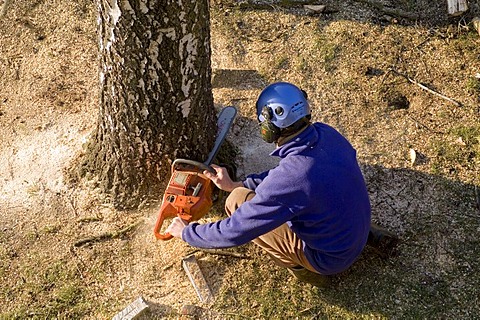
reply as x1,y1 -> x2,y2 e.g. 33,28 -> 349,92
204,164 -> 243,192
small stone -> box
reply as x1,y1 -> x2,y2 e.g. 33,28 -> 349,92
303,5 -> 326,13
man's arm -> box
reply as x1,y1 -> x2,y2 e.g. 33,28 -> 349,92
203,164 -> 243,192
165,164 -> 243,240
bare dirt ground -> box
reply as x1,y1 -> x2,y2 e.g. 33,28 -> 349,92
1,0 -> 480,319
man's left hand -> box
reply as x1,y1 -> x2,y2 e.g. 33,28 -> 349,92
165,217 -> 188,239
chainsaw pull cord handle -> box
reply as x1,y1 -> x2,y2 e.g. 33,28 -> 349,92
172,159 -> 216,175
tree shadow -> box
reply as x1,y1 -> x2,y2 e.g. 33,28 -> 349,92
232,0 -> 480,27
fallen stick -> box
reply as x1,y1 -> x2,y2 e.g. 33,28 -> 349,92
353,0 -> 419,20
475,185 -> 480,214
187,248 -> 250,259
73,221 -> 142,247
390,69 -> 462,107
405,114 -> 443,134
238,0 -> 327,11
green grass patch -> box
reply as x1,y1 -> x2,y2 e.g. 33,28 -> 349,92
314,35 -> 339,72
430,125 -> 480,175
466,77 -> 480,95
0,258 -> 91,319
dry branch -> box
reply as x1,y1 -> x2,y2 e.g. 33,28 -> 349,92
390,69 -> 462,107
475,185 -> 480,214
353,0 -> 419,20
238,0 -> 324,11
187,248 -> 250,259
73,221 -> 142,247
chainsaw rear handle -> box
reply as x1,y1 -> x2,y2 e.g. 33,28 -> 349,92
173,159 -> 216,175
153,212 -> 174,241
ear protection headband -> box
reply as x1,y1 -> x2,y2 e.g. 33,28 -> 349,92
259,106 -> 281,143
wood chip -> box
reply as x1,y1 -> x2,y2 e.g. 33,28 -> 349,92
409,148 -> 417,166
304,5 -> 326,13
472,17 -> 480,36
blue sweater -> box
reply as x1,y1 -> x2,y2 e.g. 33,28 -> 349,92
182,123 -> 371,275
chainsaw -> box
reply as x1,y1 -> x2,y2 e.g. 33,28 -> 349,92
153,106 -> 237,240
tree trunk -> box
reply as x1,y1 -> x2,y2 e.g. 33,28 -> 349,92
447,0 -> 468,16
82,0 -> 216,209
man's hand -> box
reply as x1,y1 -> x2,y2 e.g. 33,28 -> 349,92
165,217 -> 188,239
203,164 -> 243,192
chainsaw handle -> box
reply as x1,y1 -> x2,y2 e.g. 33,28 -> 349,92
153,212 -> 174,241
172,159 -> 216,175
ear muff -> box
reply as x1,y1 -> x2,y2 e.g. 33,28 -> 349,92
301,89 -> 308,99
260,106 -> 281,143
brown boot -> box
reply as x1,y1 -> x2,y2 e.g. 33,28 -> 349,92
367,223 -> 400,258
287,266 -> 330,288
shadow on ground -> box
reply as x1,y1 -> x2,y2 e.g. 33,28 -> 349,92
228,0 -> 480,27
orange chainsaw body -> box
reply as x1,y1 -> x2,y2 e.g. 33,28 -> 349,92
154,163 -> 214,240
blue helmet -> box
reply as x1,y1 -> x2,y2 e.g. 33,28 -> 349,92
256,82 -> 310,129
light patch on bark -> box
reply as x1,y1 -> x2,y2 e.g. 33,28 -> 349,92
179,11 -> 186,34
140,57 -> 147,76
140,0 -> 149,13
122,0 -> 134,16
134,129 -> 150,157
159,28 -> 176,40
179,33 -> 198,99
103,0 -> 121,51
148,35 -> 162,70
107,114 -> 114,130
110,0 -> 121,25
127,92 -> 139,108
178,99 -> 191,118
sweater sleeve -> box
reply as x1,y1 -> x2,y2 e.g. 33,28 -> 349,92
242,170 -> 270,190
182,191 -> 293,249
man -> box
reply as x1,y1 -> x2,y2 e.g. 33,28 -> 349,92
166,82 -> 397,287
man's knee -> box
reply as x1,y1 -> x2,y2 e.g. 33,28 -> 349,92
225,187 -> 255,216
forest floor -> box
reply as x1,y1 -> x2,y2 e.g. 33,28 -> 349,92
1,0 -> 480,319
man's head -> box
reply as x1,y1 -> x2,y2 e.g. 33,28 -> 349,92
256,82 -> 311,143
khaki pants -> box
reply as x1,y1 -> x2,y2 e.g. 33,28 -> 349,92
225,187 -> 319,274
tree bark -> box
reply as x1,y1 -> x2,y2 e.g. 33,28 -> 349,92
81,0 -> 216,209
447,0 -> 468,16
